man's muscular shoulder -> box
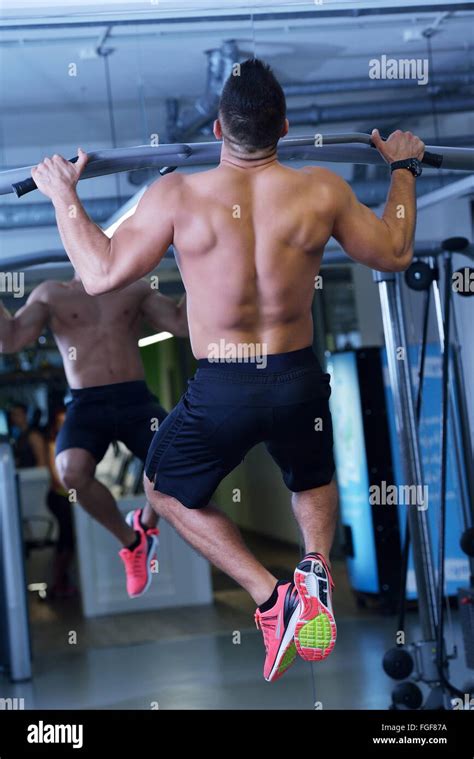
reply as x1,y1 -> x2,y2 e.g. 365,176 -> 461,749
300,165 -> 351,208
27,279 -> 58,307
300,165 -> 345,187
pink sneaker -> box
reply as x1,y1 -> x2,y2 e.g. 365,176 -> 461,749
293,553 -> 337,662
119,525 -> 159,598
254,581 -> 300,682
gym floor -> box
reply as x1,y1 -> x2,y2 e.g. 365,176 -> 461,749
1,532 -> 466,710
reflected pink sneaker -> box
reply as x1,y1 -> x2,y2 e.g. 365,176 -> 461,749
125,507 -> 160,542
293,553 -> 337,662
119,527 -> 159,598
254,581 -> 300,682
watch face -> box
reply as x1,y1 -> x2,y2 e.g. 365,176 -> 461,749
410,159 -> 422,176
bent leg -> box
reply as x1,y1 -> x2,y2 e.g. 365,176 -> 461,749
56,448 -> 136,547
118,394 -> 168,531
144,479 -> 276,605
291,479 -> 338,563
141,500 -> 159,530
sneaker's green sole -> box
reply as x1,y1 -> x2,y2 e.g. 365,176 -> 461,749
298,613 -> 333,650
278,642 -> 297,674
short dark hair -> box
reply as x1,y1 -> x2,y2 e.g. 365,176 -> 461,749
218,58 -> 286,153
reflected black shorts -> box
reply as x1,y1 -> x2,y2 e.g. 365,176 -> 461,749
56,380 -> 167,463
145,347 -> 335,509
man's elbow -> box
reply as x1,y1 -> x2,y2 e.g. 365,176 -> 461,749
83,276 -> 113,296
389,246 -> 413,273
83,280 -> 101,296
374,244 -> 413,273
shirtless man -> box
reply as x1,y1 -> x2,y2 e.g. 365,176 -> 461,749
0,276 -> 187,597
31,58 -> 423,681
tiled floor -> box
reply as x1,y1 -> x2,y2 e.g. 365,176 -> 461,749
1,535 -> 470,710
1,611 -> 468,710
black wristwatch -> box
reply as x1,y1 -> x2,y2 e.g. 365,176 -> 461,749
390,158 -> 423,177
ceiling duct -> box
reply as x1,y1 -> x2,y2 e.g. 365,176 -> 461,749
167,40 -> 238,142
166,39 -> 474,140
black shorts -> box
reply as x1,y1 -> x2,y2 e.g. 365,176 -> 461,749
145,347 -> 335,509
56,380 -> 168,463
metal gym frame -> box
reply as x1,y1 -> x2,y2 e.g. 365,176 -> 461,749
0,443 -> 32,682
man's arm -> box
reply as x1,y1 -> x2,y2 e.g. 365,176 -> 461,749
140,288 -> 188,338
31,151 -> 178,295
0,283 -> 50,354
330,129 -> 425,272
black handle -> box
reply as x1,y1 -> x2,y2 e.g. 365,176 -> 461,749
12,156 -> 79,198
159,166 -> 178,176
421,150 -> 443,168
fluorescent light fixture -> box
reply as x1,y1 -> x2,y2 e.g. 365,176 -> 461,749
102,186 -> 148,238
104,202 -> 139,238
138,332 -> 173,347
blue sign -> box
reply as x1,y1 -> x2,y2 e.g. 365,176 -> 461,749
327,352 -> 379,593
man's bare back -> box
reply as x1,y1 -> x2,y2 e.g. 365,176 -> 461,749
0,279 -> 187,388
173,162 -> 333,357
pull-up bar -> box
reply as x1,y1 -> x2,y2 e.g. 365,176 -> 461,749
2,133 -> 474,198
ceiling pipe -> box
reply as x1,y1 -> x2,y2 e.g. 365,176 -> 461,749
287,94 -> 474,125
282,68 -> 474,96
0,197 -> 127,229
1,3 -> 472,32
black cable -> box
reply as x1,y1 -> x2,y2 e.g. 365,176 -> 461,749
397,285 -> 432,637
416,287 -> 432,424
297,533 -> 318,708
437,252 -> 464,699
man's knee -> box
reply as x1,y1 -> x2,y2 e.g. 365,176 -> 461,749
292,479 -> 338,506
56,451 -> 95,493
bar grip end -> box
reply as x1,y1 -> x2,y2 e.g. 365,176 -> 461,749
12,178 -> 37,197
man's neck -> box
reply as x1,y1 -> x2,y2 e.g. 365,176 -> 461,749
219,140 -> 279,170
